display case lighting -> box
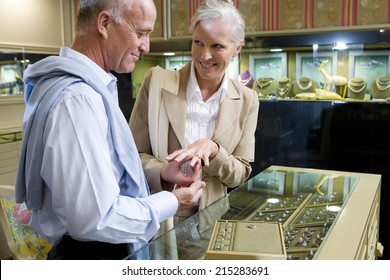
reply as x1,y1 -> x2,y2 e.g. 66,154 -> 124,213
266,198 -> 280,204
163,52 -> 175,56
332,42 -> 347,50
326,205 -> 341,212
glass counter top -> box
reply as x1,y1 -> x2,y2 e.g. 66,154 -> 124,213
125,166 -> 359,260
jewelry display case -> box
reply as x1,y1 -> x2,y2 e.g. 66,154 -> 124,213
0,61 -> 24,96
125,166 -> 382,260
0,52 -> 49,138
243,39 -> 389,101
140,29 -> 390,103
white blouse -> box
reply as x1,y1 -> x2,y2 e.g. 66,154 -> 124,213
182,62 -> 227,175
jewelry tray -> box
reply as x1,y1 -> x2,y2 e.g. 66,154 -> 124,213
206,220 -> 287,260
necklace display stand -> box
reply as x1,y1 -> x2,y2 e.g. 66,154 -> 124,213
347,77 -> 367,100
252,77 -> 275,98
275,77 -> 292,99
292,77 -> 317,97
237,70 -> 254,89
372,76 -> 390,99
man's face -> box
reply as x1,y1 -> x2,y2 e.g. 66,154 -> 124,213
105,0 -> 156,73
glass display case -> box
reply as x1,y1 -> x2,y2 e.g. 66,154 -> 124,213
125,165 -> 382,260
0,52 -> 51,96
142,29 -> 390,102
0,61 -> 24,96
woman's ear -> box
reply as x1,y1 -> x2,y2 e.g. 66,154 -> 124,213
234,44 -> 243,57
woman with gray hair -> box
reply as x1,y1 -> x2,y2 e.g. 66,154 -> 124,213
130,0 -> 259,222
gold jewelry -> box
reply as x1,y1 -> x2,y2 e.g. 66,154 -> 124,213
255,77 -> 273,89
376,77 -> 390,91
276,78 -> 291,96
296,78 -> 313,91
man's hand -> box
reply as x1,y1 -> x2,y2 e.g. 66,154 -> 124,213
172,180 -> 205,210
161,156 -> 202,187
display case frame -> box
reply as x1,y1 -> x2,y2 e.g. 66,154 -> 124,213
348,50 -> 390,93
296,51 -> 338,86
249,52 -> 287,81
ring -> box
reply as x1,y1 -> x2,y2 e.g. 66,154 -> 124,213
195,155 -> 205,166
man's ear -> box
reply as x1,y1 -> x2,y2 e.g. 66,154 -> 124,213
97,11 -> 110,39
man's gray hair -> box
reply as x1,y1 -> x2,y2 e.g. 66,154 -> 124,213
76,0 -> 131,35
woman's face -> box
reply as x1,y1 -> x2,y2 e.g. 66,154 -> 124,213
191,19 -> 242,86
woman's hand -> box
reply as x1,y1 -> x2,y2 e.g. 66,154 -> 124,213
166,138 -> 219,168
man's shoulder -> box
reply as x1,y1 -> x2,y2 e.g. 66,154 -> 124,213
54,81 -> 102,105
67,80 -> 95,91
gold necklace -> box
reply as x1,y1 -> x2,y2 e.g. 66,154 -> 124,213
256,79 -> 273,89
276,79 -> 291,96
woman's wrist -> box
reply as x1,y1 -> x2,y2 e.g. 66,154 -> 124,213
210,141 -> 220,159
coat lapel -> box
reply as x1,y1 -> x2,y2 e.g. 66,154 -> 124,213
213,80 -> 241,140
162,64 -> 191,147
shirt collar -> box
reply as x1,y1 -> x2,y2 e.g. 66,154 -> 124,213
60,47 -> 117,94
187,61 -> 228,104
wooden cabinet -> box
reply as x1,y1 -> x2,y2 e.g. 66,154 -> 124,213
0,96 -> 24,186
151,0 -> 167,41
0,131 -> 22,186
0,0 -> 74,54
0,96 -> 24,131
